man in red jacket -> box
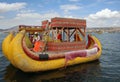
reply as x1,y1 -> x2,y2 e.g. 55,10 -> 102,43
57,31 -> 62,41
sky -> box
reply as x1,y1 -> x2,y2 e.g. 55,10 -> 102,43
0,0 -> 120,29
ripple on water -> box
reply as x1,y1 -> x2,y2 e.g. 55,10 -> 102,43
0,32 -> 120,82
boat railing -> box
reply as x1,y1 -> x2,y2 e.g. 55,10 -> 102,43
19,25 -> 44,32
47,41 -> 86,51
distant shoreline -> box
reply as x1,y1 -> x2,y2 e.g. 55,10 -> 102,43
86,27 -> 120,33
0,27 -> 120,33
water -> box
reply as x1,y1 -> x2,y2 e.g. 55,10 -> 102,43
0,32 -> 120,82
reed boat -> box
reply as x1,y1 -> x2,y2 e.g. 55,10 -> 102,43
2,17 -> 102,72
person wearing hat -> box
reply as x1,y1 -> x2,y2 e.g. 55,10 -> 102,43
33,32 -> 44,52
32,32 -> 40,43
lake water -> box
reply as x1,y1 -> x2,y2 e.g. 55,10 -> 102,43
0,32 -> 120,82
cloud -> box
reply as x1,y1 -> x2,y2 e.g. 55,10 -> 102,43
64,15 -> 74,18
42,12 -> 60,19
87,8 -> 120,19
0,2 -> 26,13
15,12 -> 60,20
0,16 -> 4,19
85,8 -> 120,27
15,13 -> 41,19
60,4 -> 80,13
18,9 -> 35,13
0,11 -> 60,29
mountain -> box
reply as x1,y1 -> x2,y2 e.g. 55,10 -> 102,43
0,29 -> 4,32
1,26 -> 19,33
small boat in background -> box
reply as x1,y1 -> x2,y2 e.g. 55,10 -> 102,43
2,17 -> 102,72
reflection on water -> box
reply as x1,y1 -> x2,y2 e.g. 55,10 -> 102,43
4,60 -> 101,82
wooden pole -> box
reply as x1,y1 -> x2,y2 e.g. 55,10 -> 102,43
52,27 -> 54,41
67,27 -> 69,42
77,28 -> 85,37
70,29 -> 75,38
68,29 -> 70,42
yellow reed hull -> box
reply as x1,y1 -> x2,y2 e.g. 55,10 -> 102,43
2,30 -> 102,72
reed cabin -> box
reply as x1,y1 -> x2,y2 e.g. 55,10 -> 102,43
19,17 -> 86,52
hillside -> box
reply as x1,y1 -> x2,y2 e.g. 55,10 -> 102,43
0,29 -> 4,32
1,26 -> 19,33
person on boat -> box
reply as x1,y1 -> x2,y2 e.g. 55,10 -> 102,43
43,31 -> 49,41
74,33 -> 81,41
32,32 -> 44,52
32,32 -> 41,44
29,34 -> 34,43
33,40 -> 45,52
57,31 -> 62,41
